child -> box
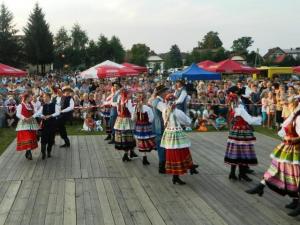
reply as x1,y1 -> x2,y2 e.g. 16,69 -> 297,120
83,112 -> 96,131
215,114 -> 228,130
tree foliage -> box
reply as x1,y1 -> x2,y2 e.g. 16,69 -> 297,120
198,31 -> 223,49
0,4 -> 23,67
165,44 -> 182,68
231,36 -> 254,55
128,43 -> 150,66
53,27 -> 71,69
109,35 -> 125,63
23,3 -> 54,73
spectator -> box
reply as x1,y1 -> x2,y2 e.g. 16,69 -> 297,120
266,91 -> 275,129
5,95 -> 17,127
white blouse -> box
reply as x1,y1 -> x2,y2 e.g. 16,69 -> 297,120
278,112 -> 300,138
234,104 -> 262,125
131,105 -> 154,123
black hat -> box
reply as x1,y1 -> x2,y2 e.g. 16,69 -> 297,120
155,84 -> 169,95
227,86 -> 244,96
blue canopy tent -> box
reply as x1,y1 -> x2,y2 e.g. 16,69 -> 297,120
170,63 -> 221,81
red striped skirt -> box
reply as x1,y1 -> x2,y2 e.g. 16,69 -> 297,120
166,148 -> 194,175
16,130 -> 38,151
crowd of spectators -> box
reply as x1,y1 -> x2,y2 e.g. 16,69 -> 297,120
0,73 -> 299,132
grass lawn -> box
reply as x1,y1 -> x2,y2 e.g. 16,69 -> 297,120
0,122 -> 280,156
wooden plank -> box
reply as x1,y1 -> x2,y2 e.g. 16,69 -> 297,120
95,178 -> 115,225
0,181 -> 21,225
63,179 -> 76,225
54,179 -> 65,225
45,180 -> 59,225
129,177 -> 166,225
75,180 -> 85,225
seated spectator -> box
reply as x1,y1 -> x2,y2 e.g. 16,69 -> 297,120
215,114 -> 228,130
0,95 -> 5,128
5,96 -> 17,128
82,112 -> 96,131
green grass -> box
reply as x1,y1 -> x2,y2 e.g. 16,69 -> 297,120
253,126 -> 280,140
0,128 -> 17,155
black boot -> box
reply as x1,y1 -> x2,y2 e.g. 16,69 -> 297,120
245,165 -> 254,174
41,144 -> 46,160
108,136 -> 115,144
286,198 -> 299,209
25,150 -> 29,159
142,156 -> 150,165
60,138 -> 70,148
159,162 -> 166,174
288,203 -> 300,217
190,164 -> 199,175
129,150 -> 138,158
172,175 -> 186,185
245,183 -> 265,196
105,134 -> 111,140
229,165 -> 237,180
26,150 -> 33,160
122,152 -> 131,162
47,145 -> 52,158
238,166 -> 252,182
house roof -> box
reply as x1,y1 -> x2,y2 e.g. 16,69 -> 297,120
263,47 -> 285,59
147,55 -> 163,62
283,48 -> 300,54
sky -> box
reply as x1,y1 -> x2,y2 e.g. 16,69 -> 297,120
3,0 -> 300,55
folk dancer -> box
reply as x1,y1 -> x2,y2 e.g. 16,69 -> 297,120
160,94 -> 198,185
58,86 -> 74,148
150,84 -> 169,174
35,92 -> 60,159
132,92 -> 156,165
225,92 -> 262,181
16,93 -> 39,160
246,99 -> 300,217
114,88 -> 137,161
108,82 -> 121,144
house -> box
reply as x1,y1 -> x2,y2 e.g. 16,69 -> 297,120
147,55 -> 164,72
283,48 -> 300,59
263,47 -> 286,60
231,55 -> 247,65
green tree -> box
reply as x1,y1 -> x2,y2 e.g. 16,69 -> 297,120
69,24 -> 88,69
23,3 -> 54,74
86,40 -> 98,67
129,43 -> 150,66
231,36 -> 254,55
109,35 -> 125,63
0,4 -> 24,67
247,50 -> 263,67
53,27 -> 71,70
97,35 -> 112,62
198,31 -> 223,49
166,44 -> 182,68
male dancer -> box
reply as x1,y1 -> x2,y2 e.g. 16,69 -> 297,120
58,86 -> 74,148
35,92 -> 60,159
174,80 -> 188,114
151,84 -> 169,173
108,82 -> 121,144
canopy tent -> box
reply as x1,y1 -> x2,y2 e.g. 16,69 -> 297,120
122,63 -> 148,73
206,59 -> 259,74
197,60 -> 216,69
293,66 -> 300,74
0,63 -> 27,77
170,63 -> 221,81
81,60 -> 139,79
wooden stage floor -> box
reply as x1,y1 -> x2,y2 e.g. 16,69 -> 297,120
0,132 -> 299,225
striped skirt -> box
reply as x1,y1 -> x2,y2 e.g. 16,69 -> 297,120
16,130 -> 38,151
224,128 -> 258,166
166,148 -> 194,175
264,137 -> 300,197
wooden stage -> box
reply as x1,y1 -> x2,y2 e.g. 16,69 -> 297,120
0,132 -> 299,225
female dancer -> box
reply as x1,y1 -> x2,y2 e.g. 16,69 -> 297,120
132,92 -> 156,165
160,94 -> 198,185
246,99 -> 300,217
114,89 -> 137,161
103,92 -> 113,140
16,93 -> 39,160
225,92 -> 262,181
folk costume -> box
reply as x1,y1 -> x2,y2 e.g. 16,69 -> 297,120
113,89 -> 137,161
58,86 -> 74,148
109,84 -> 121,144
103,93 -> 113,140
247,105 -> 300,217
225,93 -> 262,181
151,84 -> 168,173
16,97 -> 39,160
35,100 -> 60,159
132,96 -> 156,165
174,85 -> 188,114
160,94 -> 198,185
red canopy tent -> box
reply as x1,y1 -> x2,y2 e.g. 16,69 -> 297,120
206,59 -> 259,74
0,63 -> 27,77
197,60 -> 216,69
122,63 -> 148,73
81,65 -> 139,79
293,66 -> 300,74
